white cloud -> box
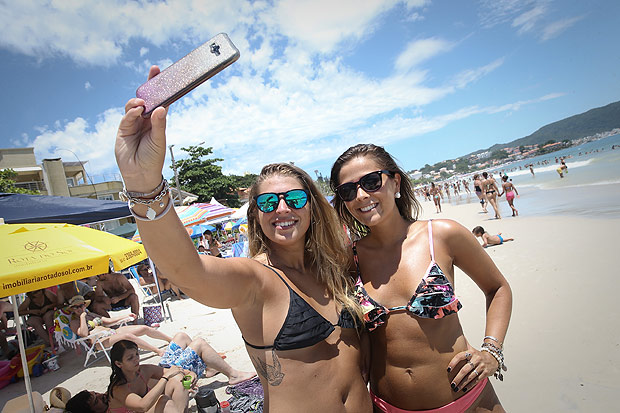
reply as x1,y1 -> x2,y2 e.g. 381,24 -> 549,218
395,38 -> 453,73
512,5 -> 547,34
541,16 -> 583,41
139,47 -> 149,57
84,81 -> 92,90
452,58 -> 504,89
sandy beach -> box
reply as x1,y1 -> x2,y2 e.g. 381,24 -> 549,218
2,196 -> 619,411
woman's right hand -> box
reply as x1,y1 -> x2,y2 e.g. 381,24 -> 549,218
114,66 -> 169,193
163,366 -> 183,379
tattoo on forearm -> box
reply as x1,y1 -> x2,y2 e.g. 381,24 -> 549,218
251,348 -> 285,386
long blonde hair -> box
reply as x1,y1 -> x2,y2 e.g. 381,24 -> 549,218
247,163 -> 362,321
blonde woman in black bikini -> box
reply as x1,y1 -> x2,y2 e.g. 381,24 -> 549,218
331,144 -> 512,413
482,172 -> 501,219
113,66 -> 371,413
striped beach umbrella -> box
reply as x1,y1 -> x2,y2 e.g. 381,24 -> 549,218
132,203 -> 234,242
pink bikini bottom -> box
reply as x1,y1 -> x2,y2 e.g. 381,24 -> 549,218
370,377 -> 488,413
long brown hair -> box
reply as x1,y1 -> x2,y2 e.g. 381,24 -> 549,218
330,144 -> 421,239
247,163 -> 361,320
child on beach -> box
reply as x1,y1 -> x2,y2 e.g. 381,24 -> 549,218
472,226 -> 514,248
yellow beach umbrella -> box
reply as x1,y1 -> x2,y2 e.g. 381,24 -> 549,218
0,223 -> 146,413
1,223 -> 146,296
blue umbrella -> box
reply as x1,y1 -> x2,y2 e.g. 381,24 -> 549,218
232,218 -> 247,230
190,223 -> 216,238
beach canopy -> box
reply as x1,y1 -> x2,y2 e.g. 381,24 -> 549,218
1,223 -> 146,296
132,203 -> 234,242
0,192 -> 131,225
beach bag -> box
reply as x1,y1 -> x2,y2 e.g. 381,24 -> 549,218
225,376 -> 263,413
143,304 -> 163,326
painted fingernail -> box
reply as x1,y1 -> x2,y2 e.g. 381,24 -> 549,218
451,382 -> 456,390
454,386 -> 459,392
462,387 -> 468,392
447,367 -> 452,372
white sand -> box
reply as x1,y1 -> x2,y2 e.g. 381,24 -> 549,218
2,196 -> 619,411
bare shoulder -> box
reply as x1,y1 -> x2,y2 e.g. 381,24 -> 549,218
429,219 -> 475,248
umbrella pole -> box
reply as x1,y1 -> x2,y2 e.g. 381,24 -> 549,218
148,258 -> 167,321
12,295 -> 36,413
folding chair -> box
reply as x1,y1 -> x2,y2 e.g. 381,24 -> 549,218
52,308 -> 130,367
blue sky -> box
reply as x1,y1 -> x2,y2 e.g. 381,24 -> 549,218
0,0 -> 618,180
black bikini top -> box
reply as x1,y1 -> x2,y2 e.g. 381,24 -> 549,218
242,265 -> 355,351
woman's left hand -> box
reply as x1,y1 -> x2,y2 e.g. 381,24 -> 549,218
447,346 -> 498,392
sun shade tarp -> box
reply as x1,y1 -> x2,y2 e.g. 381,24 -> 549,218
0,192 -> 131,225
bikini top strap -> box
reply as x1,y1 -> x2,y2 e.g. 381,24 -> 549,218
261,264 -> 293,291
428,220 -> 435,262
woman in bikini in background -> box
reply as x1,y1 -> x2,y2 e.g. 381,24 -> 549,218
499,176 -> 519,217
482,172 -> 501,219
331,144 -> 512,412
473,174 -> 487,213
113,66 -> 371,412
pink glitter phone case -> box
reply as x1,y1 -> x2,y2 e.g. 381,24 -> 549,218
136,33 -> 240,117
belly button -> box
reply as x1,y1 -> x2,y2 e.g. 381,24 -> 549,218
405,368 -> 414,378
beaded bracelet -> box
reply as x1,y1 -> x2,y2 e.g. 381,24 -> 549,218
481,342 -> 507,381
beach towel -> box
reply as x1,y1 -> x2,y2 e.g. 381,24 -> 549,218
225,376 -> 263,413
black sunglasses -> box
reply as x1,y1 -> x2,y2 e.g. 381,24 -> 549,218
255,189 -> 309,213
335,170 -> 393,202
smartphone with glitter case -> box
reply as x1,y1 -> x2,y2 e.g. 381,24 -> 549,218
136,33 -> 240,117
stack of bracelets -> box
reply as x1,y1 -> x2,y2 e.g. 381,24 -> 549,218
481,336 -> 506,381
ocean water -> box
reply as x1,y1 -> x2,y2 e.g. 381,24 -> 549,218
441,133 -> 620,219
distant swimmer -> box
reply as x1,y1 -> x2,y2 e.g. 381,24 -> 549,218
529,164 -> 535,177
472,226 -> 514,248
499,175 -> 519,217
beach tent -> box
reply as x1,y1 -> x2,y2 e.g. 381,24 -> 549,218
230,202 -> 249,219
0,223 -> 147,413
0,192 -> 131,225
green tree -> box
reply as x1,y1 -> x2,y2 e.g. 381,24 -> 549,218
173,146 -> 240,207
229,173 -> 258,190
0,169 -> 39,194
490,150 -> 509,161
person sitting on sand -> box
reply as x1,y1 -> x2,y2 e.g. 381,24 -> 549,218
107,340 -> 191,413
65,335 -> 255,413
472,226 -> 514,248
67,295 -> 172,356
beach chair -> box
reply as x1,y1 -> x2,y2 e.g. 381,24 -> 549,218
52,308 -> 130,367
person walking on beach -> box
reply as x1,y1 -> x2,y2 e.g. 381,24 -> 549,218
482,172 -> 501,219
430,182 -> 442,213
472,226 -> 514,248
499,176 -> 519,217
114,67 -> 372,413
529,164 -> 535,177
330,144 -> 511,413
473,174 -> 487,213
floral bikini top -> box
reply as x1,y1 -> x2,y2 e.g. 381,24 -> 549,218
353,220 -> 462,331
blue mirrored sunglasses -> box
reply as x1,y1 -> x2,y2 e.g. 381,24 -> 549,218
255,189 -> 309,213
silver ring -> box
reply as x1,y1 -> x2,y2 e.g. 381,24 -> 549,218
467,360 -> 475,368
472,368 -> 479,376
